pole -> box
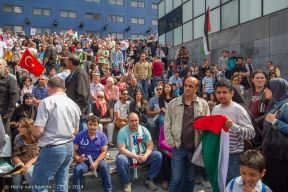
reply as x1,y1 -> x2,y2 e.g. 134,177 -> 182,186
209,31 -> 212,61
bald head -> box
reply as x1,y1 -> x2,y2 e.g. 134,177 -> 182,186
97,91 -> 105,97
184,77 -> 199,98
185,77 -> 199,86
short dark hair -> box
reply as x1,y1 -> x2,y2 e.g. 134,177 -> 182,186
174,71 -> 179,75
232,51 -> 236,54
86,115 -> 99,124
237,57 -> 243,61
68,54 -> 80,66
238,149 -> 265,173
121,89 -> 128,95
50,67 -> 56,72
222,51 -> 226,54
46,39 -> 53,45
47,77 -> 65,89
246,57 -> 251,61
215,79 -> 233,92
267,61 -> 273,65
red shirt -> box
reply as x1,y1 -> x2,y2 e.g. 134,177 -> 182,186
249,91 -> 260,119
152,60 -> 164,77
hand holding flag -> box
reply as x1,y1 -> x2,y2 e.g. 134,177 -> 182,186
18,49 -> 44,76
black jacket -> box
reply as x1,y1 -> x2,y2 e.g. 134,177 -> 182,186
0,73 -> 19,118
65,67 -> 90,119
91,102 -> 110,118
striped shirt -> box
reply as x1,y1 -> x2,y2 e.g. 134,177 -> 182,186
202,76 -> 214,93
211,102 -> 255,154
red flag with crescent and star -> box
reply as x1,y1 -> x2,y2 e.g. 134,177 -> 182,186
18,49 -> 44,76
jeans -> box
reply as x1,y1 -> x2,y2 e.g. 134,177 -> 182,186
139,121 -> 151,132
79,118 -> 87,133
72,160 -> 112,192
152,76 -> 162,90
161,151 -> 171,181
32,142 -> 73,192
12,165 -> 34,192
226,153 -> 241,185
138,79 -> 149,100
155,112 -> 165,129
169,147 -> 197,192
116,151 -> 162,184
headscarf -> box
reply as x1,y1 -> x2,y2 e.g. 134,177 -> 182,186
95,99 -> 107,117
232,86 -> 262,148
20,93 -> 37,119
267,78 -> 288,111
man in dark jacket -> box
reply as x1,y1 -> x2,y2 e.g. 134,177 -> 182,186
65,54 -> 90,132
0,58 -> 18,136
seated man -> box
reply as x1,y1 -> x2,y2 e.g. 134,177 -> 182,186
114,89 -> 130,129
127,77 -> 145,101
72,115 -> 112,192
32,75 -> 49,105
147,85 -> 163,128
116,112 -> 162,192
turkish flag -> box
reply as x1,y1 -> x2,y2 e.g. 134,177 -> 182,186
18,49 -> 44,76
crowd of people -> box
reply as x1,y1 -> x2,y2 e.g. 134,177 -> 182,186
0,27 -> 287,192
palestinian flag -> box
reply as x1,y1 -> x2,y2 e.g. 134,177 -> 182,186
202,6 -> 211,58
193,115 -> 230,192
66,29 -> 78,39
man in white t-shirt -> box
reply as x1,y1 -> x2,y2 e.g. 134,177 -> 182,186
114,89 -> 130,129
0,40 -> 7,58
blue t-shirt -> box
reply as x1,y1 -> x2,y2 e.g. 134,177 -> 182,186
202,76 -> 214,93
73,130 -> 108,160
117,125 -> 151,154
83,47 -> 93,61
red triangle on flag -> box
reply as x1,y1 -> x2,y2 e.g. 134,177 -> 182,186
18,49 -> 44,76
67,29 -> 74,34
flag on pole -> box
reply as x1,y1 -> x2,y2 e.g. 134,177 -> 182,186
66,29 -> 78,39
18,49 -> 44,76
202,6 -> 211,58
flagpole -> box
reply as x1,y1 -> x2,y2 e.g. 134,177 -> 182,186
209,31 -> 212,61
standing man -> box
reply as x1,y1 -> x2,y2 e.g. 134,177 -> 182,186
164,77 -> 210,192
32,77 -> 81,191
212,79 -> 255,184
231,57 -> 250,90
58,43 -> 71,72
116,112 -> 162,192
134,53 -> 152,100
152,55 -> 164,89
0,58 -> 18,135
43,39 -> 57,76
110,44 -> 124,70
65,54 -> 90,132
228,51 -> 237,79
218,51 -> 229,78
83,41 -> 93,74
245,57 -> 254,81
72,115 -> 112,192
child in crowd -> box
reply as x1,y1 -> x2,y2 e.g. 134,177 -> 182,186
202,69 -> 214,99
162,69 -> 168,83
225,150 -> 272,192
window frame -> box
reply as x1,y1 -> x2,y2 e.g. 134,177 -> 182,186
152,19 -> 158,26
33,27 -> 52,35
131,34 -> 145,40
85,13 -> 101,21
152,3 -> 158,9
32,7 -> 51,16
85,0 -> 101,3
131,17 -> 145,24
3,25 -> 24,33
109,15 -> 124,23
131,1 -> 145,8
108,0 -> 124,6
3,4 -> 23,14
85,30 -> 101,38
109,32 -> 124,40
60,10 -> 77,19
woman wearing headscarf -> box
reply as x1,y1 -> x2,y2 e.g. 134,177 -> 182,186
10,93 -> 38,142
262,78 -> 288,192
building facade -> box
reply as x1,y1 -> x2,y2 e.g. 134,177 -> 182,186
1,0 -> 159,39
158,0 -> 288,79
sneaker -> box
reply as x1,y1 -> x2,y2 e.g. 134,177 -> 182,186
123,182 -> 132,192
145,178 -> 158,191
161,180 -> 169,190
201,178 -> 212,188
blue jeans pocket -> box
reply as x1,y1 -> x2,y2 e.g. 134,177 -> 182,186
47,153 -> 64,172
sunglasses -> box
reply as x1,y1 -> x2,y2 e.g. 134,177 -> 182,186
122,93 -> 128,95
38,79 -> 45,81
156,88 -> 162,91
97,96 -> 104,98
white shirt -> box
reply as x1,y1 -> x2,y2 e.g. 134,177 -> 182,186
114,100 -> 130,120
225,176 -> 272,192
0,41 -> 7,58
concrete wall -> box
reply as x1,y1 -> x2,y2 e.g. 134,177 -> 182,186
167,8 -> 288,80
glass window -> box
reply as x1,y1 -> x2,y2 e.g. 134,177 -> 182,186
138,18 -> 145,24
3,25 -> 23,33
14,6 -> 23,13
86,31 -> 101,38
183,0 -> 192,23
109,15 -> 123,22
3,5 -> 13,12
221,0 -> 238,30
85,0 -> 101,2
42,9 -> 51,16
221,0 -> 230,3
69,12 -> 77,18
33,8 -> 41,15
131,18 -> 137,23
193,14 -> 205,39
165,0 -> 173,14
85,13 -> 93,20
174,26 -> 182,46
210,7 -> 220,33
132,34 -> 145,40
166,11 -> 174,32
263,0 -> 288,15
166,30 -> 174,47
152,19 -> 158,26
173,6 -> 182,28
109,0 -> 123,5
152,3 -> 158,9
206,0 -> 220,9
240,0 -> 261,23
194,0 -> 205,17
158,1 -> 165,19
109,0 -> 116,4
173,0 -> 182,9
34,27 -> 51,35
60,11 -> 69,17
117,16 -> 124,22
158,16 -> 166,35
3,5 -> 23,13
183,20 -> 193,43
131,34 -> 138,40
159,34 -> 165,45
131,1 -> 138,7
138,2 -> 145,8
85,13 -> 101,20
110,33 -> 124,39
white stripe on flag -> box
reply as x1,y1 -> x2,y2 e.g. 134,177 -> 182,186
202,34 -> 210,56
